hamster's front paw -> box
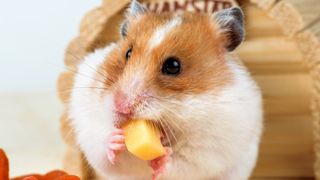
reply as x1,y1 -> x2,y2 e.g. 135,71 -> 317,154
149,147 -> 172,180
106,128 -> 126,164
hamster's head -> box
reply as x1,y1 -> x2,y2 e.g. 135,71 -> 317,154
71,0 -> 248,149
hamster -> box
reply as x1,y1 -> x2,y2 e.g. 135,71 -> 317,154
69,0 -> 263,179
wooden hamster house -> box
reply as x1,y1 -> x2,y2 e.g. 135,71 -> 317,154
57,0 -> 320,179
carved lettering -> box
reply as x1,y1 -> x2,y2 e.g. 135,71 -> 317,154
146,2 -> 159,12
162,2 -> 171,12
191,0 -> 201,13
144,0 -> 234,14
211,0 -> 219,12
203,0 -> 210,13
174,1 -> 189,12
222,1 -> 232,9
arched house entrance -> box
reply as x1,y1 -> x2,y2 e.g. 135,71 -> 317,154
57,0 -> 320,179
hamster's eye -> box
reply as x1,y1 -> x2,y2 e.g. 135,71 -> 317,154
162,57 -> 181,76
125,48 -> 132,61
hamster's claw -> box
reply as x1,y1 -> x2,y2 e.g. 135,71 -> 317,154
107,129 -> 126,164
149,147 -> 172,180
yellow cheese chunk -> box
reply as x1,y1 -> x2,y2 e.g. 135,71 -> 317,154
123,119 -> 165,161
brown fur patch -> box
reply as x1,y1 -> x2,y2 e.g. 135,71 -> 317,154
99,12 -> 233,98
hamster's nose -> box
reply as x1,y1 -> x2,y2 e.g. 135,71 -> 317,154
114,90 -> 134,115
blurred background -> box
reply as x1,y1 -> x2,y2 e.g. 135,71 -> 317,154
0,0 -> 99,176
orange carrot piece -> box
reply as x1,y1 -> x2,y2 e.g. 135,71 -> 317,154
12,174 -> 43,180
54,175 -> 80,180
22,176 -> 40,180
0,149 -> 9,180
43,170 -> 67,180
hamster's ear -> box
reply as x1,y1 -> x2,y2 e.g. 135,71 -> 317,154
213,7 -> 245,51
120,0 -> 148,37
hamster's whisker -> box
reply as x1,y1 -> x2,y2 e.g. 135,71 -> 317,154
68,53 -> 109,80
161,110 -> 186,137
61,125 -> 77,143
64,52 -> 82,64
69,54 -> 114,84
59,87 -> 109,94
49,62 -> 107,85
153,100 -> 184,121
160,116 -> 178,145
152,101 -> 187,136
159,97 -> 232,119
66,53 -> 83,65
64,98 -> 105,109
165,113 -> 186,136
66,102 -> 111,116
145,101 -> 178,148
163,93 -> 250,105
77,51 -> 120,87
159,118 -> 173,149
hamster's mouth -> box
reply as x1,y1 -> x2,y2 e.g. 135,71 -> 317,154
113,112 -> 133,128
113,112 -> 175,147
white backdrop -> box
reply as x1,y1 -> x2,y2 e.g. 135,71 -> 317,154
0,0 -> 100,92
0,0 -> 101,176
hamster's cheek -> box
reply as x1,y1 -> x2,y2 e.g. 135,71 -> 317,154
70,92 -> 116,174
